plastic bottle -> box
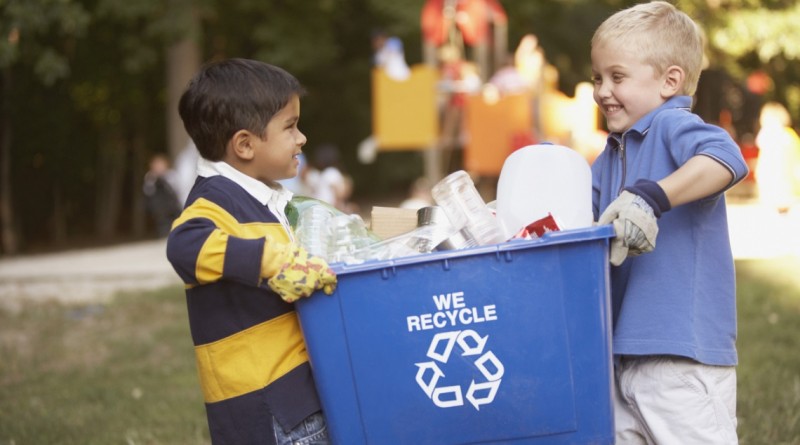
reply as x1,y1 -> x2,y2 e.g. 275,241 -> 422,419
431,171 -> 506,246
328,214 -> 377,263
295,205 -> 335,259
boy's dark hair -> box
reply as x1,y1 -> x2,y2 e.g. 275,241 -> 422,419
178,58 -> 306,161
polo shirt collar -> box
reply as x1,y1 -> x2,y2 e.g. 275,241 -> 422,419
196,158 -> 294,208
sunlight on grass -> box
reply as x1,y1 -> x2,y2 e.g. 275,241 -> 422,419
736,257 -> 800,445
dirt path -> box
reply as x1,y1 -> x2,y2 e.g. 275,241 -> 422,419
0,239 -> 181,311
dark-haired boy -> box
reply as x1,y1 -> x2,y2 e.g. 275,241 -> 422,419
167,58 -> 335,445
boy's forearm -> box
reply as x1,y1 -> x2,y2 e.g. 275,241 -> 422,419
168,220 -> 266,287
657,155 -> 734,207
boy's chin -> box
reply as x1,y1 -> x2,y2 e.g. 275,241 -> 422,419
605,122 -> 629,133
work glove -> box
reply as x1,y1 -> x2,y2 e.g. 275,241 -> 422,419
261,236 -> 337,303
598,179 -> 671,266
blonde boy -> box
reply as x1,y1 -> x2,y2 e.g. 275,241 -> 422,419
591,2 -> 748,443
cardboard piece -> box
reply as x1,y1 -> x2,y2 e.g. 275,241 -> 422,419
369,206 -> 418,240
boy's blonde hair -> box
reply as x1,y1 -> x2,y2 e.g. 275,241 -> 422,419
592,1 -> 704,96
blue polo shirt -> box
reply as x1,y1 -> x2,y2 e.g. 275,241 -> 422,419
591,96 -> 749,366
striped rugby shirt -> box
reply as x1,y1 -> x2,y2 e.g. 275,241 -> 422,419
167,160 -> 321,444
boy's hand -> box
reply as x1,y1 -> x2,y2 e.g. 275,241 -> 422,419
598,191 -> 659,266
599,179 -> 671,266
262,237 -> 337,303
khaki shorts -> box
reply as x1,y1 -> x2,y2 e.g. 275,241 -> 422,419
614,355 -> 738,445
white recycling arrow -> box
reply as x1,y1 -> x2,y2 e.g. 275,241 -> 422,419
427,331 -> 459,362
433,385 -> 464,408
466,379 -> 501,410
457,329 -> 488,356
415,361 -> 444,398
475,350 -> 505,381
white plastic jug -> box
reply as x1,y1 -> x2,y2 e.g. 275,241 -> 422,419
495,144 -> 593,239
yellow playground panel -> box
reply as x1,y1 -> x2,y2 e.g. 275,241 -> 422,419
372,65 -> 440,150
463,92 -> 533,176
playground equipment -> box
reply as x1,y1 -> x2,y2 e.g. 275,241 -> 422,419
371,0 -> 605,185
372,65 -> 440,150
420,0 -> 508,80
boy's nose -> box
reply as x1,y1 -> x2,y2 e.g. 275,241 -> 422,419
594,82 -> 611,100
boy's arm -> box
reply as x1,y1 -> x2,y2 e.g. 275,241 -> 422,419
167,197 -> 336,301
657,155 -> 734,207
599,154 -> 739,266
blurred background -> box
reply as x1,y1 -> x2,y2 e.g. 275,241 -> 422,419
1,0 -> 799,254
1,2 -> 799,444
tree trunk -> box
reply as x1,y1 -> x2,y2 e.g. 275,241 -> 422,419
51,180 -> 67,245
0,68 -> 18,255
130,131 -> 147,238
166,36 -> 200,159
94,132 -> 126,240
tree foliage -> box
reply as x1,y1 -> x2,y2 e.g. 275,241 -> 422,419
2,0 -> 800,254
0,0 -> 90,84
711,3 -> 800,62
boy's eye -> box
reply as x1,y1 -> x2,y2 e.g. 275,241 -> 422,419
591,74 -> 601,84
612,74 -> 624,83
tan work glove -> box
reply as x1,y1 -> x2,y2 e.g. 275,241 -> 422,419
598,179 -> 670,266
261,236 -> 337,303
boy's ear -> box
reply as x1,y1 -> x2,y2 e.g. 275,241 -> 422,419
661,65 -> 685,98
230,129 -> 256,161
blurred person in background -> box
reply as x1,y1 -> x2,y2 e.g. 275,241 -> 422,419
754,101 -> 800,214
371,29 -> 411,81
486,54 -> 529,97
173,141 -> 200,205
306,143 -> 354,212
143,153 -> 182,237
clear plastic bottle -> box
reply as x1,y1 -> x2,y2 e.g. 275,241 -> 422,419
431,170 -> 506,246
328,214 -> 377,263
351,223 -> 453,262
295,205 -> 335,259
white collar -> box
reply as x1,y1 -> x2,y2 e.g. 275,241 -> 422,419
196,158 -> 294,208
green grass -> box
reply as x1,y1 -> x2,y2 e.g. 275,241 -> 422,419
1,257 -> 799,444
736,257 -> 800,445
0,287 -> 209,445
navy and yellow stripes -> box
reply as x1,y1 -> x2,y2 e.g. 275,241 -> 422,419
166,175 -> 320,442
169,196 -> 289,286
194,311 -> 308,403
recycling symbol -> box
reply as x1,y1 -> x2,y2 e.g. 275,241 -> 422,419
415,329 -> 504,410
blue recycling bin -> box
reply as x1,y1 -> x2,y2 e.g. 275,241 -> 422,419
296,225 -> 615,445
